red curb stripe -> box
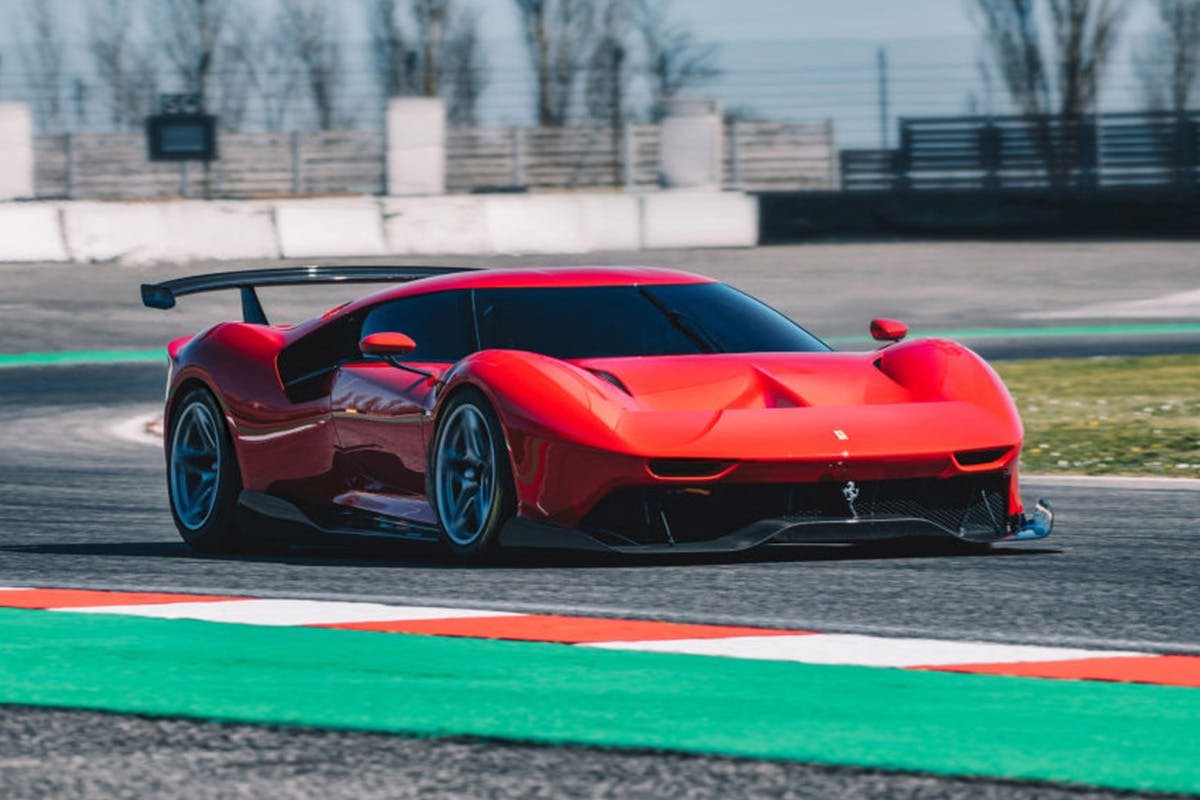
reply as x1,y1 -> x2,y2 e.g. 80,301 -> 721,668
0,588 -> 242,609
924,655 -> 1200,688
317,614 -> 813,644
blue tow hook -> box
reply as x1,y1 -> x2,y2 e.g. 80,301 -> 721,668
1005,499 -> 1054,541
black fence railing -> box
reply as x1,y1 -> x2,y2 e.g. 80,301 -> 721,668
841,112 -> 1200,192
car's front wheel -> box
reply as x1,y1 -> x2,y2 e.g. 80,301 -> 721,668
430,389 -> 516,561
167,386 -> 243,552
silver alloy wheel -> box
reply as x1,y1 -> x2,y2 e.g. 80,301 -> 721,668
435,403 -> 496,546
170,400 -> 223,531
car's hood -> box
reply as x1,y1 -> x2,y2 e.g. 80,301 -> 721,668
561,346 -> 1021,460
571,352 -> 911,411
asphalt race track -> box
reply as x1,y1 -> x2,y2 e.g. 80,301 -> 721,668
3,361 -> 1200,653
1,369 -> 1198,798
2,243 -> 1199,798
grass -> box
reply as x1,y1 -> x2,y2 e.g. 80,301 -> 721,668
994,354 -> 1200,478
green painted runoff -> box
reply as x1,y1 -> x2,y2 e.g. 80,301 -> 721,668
0,608 -> 1197,794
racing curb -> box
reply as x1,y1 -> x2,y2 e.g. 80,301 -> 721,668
3,586 -> 1198,688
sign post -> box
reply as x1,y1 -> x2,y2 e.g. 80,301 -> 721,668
146,94 -> 218,197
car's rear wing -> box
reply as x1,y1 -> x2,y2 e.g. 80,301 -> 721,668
140,265 -> 476,325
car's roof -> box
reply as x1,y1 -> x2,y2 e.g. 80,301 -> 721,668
339,266 -> 715,316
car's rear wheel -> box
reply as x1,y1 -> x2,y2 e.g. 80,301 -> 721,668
430,389 -> 516,561
167,386 -> 243,552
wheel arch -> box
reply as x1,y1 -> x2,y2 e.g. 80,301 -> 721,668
429,380 -> 513,471
164,374 -> 253,485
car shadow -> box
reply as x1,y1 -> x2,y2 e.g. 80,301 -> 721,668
504,543 -> 1062,569
0,541 -> 457,570
0,539 -> 1062,570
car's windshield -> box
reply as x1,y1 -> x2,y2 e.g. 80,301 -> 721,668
473,283 -> 829,359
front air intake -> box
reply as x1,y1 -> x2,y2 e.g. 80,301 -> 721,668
954,447 -> 1014,467
646,459 -> 736,479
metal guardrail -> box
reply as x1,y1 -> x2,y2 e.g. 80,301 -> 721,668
840,111 -> 1200,192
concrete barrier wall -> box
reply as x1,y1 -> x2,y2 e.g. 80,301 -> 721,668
0,204 -> 68,261
640,192 -> 759,249
0,191 -> 758,263
60,201 -> 280,264
275,198 -> 389,259
382,196 -> 492,255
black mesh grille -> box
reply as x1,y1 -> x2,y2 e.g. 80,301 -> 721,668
579,473 -> 1010,546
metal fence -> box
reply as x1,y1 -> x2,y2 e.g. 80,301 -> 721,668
33,121 -> 835,200
34,130 -> 387,199
840,112 -> 1200,191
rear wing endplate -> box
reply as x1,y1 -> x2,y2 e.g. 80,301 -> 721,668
141,265 -> 475,325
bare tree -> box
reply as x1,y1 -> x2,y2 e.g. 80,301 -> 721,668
371,0 -> 452,100
156,0 -> 230,108
1135,0 -> 1200,113
89,0 -> 159,130
584,0 -> 633,124
443,8 -> 489,127
226,5 -> 302,131
17,0 -> 66,131
514,0 -> 594,126
211,8 -> 254,131
372,1 -> 488,127
413,0 -> 450,97
636,0 -> 719,121
279,0 -> 344,130
973,0 -> 1129,119
372,0 -> 422,99
974,0 -> 1129,186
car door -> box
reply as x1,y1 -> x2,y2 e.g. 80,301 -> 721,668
329,290 -> 475,522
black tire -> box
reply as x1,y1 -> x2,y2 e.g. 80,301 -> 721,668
428,388 -> 517,561
166,386 -> 244,553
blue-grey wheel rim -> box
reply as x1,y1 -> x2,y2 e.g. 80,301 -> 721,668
170,400 -> 222,531
435,403 -> 495,547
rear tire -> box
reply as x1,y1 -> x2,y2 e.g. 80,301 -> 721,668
429,389 -> 517,561
166,386 -> 243,553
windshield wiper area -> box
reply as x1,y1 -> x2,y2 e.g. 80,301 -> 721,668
637,286 -> 724,354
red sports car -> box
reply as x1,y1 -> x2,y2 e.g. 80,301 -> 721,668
142,265 -> 1052,560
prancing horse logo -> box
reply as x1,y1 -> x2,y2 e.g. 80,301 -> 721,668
842,481 -> 860,519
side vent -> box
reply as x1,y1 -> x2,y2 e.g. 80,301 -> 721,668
588,368 -> 633,396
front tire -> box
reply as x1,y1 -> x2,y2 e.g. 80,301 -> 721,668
166,386 -> 243,553
430,389 -> 516,561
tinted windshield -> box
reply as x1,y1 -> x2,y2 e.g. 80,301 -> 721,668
474,283 -> 828,359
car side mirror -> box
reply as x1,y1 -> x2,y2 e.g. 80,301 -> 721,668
360,332 -> 417,357
869,318 -> 908,343
359,332 -> 440,383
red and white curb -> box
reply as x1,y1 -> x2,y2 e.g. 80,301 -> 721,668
3,586 -> 1199,688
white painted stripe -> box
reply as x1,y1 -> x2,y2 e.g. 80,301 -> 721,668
584,633 -> 1150,668
1024,474 -> 1200,491
56,599 -> 522,627
0,587 -> 32,591
109,412 -> 165,448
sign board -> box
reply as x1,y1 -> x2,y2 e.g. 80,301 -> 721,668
147,113 -> 217,162
147,92 -> 216,162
